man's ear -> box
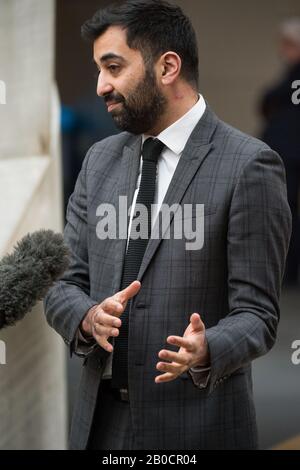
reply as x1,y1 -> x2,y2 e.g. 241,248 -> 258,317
160,51 -> 182,85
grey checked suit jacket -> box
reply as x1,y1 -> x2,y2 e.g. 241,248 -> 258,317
44,104 -> 292,450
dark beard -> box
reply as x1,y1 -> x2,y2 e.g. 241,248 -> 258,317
108,69 -> 167,135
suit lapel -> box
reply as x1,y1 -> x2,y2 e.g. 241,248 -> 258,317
138,104 -> 219,282
112,135 -> 142,292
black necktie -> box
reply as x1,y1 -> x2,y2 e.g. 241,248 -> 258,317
111,138 -> 165,390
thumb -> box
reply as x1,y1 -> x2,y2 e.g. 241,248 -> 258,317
190,313 -> 205,332
114,280 -> 141,305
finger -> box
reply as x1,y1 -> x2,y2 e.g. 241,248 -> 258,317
155,372 -> 176,384
93,334 -> 113,353
190,313 -> 205,332
114,281 -> 141,305
100,299 -> 124,316
156,361 -> 184,375
158,349 -> 188,365
94,323 -> 119,338
167,336 -> 194,351
94,311 -> 122,328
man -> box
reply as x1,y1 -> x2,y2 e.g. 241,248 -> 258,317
260,18 -> 300,286
44,0 -> 292,450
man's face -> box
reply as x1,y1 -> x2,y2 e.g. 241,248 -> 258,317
93,26 -> 167,135
279,36 -> 300,65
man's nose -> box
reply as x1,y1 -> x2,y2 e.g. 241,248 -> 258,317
97,72 -> 113,97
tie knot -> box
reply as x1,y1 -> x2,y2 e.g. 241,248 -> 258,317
142,138 -> 165,163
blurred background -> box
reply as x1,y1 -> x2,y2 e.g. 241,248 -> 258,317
0,0 -> 299,450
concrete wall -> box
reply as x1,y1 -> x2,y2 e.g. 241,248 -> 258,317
0,0 -> 55,158
177,0 -> 300,135
0,0 -> 66,450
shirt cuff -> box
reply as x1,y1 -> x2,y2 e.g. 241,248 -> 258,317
74,328 -> 97,357
77,328 -> 94,344
188,366 -> 211,389
190,365 -> 211,373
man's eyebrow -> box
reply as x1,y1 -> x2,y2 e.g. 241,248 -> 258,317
98,53 -> 126,63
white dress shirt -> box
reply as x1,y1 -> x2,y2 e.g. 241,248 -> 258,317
77,94 -> 211,386
128,94 -> 206,237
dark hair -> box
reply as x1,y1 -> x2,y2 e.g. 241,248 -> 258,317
81,0 -> 199,89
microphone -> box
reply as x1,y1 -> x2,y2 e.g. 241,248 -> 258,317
0,230 -> 69,330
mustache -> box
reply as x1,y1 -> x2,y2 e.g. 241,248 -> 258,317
104,93 -> 125,104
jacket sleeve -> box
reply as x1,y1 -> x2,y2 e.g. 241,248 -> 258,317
204,148 -> 292,394
43,144 -> 99,357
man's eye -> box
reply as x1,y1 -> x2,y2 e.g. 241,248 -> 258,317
108,65 -> 120,72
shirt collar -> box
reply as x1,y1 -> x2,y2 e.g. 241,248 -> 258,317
142,94 -> 206,155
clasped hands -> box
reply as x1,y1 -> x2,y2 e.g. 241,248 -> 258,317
80,281 -> 210,383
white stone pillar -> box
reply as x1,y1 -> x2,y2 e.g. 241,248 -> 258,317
0,0 -> 67,450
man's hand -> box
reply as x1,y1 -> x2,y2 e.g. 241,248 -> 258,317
80,281 -> 141,353
155,313 -> 210,384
